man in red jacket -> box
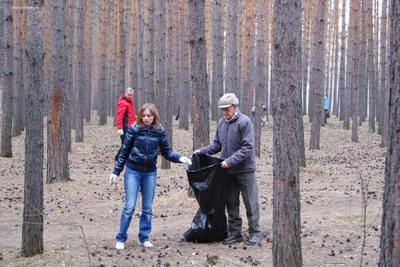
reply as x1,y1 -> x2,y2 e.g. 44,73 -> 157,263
115,87 -> 136,161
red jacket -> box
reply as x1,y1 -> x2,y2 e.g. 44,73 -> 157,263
116,96 -> 136,132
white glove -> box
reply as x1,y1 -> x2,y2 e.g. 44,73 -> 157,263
109,174 -> 118,185
179,156 -> 192,165
117,129 -> 124,136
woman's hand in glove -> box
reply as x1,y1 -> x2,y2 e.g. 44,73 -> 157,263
179,156 -> 192,165
109,174 -> 118,185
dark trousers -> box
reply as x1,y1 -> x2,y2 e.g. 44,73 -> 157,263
115,134 -> 126,161
324,109 -> 329,124
226,171 -> 260,236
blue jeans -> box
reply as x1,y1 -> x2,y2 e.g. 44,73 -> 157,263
116,168 -> 157,243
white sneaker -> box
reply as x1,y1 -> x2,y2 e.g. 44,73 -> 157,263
138,240 -> 153,248
115,242 -> 125,250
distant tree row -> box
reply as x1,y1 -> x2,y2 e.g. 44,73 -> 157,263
0,0 -> 392,157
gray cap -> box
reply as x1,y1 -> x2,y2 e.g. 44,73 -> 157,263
218,93 -> 239,108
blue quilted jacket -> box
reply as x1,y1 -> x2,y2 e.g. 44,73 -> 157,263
113,123 -> 181,175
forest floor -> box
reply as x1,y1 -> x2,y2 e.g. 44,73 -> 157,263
0,113 -> 386,267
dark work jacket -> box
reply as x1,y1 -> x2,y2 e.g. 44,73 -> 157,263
113,123 -> 181,175
199,110 -> 256,174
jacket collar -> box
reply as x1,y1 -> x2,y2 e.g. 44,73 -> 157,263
135,122 -> 163,131
122,96 -> 133,104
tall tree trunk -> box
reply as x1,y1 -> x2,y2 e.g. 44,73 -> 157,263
13,1 -> 24,137
351,0 -> 360,142
324,2 -> 333,105
91,2 -> 100,112
241,0 -> 255,116
65,0 -> 73,151
47,0 -> 70,183
269,3 -> 275,115
0,0 -> 3,90
302,1 -> 311,116
22,0 -> 44,256
236,1 -> 244,103
1,0 -> 13,158
338,0 -> 347,121
84,0 -> 92,123
374,0 -> 380,133
332,0 -> 340,117
367,0 -> 376,132
344,6 -> 353,130
43,1 -> 51,116
118,0 -> 126,92
129,0 -> 138,112
98,0 -> 108,125
172,0 -> 180,116
378,0 -> 388,140
381,0 -> 391,148
309,0 -> 326,150
163,0 -> 174,170
379,0 -> 400,264
109,1 -> 117,120
143,0 -> 155,103
224,0 -> 239,97
136,0 -> 145,108
154,0 -> 166,120
272,0 -> 303,265
359,0 -> 368,125
254,0 -> 266,157
307,0 -> 317,121
210,0 -> 224,121
264,2 -> 273,119
298,0 -> 308,167
178,0 -> 190,131
153,0 -> 170,169
75,0 -> 85,142
189,0 -> 209,150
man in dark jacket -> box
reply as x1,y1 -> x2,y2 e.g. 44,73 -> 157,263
195,93 -> 261,246
115,87 -> 136,161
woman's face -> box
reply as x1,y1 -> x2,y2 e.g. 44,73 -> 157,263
141,108 -> 154,126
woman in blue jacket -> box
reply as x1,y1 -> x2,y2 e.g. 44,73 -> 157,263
109,103 -> 191,250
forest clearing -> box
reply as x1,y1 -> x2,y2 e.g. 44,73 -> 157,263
0,114 -> 385,266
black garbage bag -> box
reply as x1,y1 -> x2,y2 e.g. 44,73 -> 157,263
182,153 -> 228,243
